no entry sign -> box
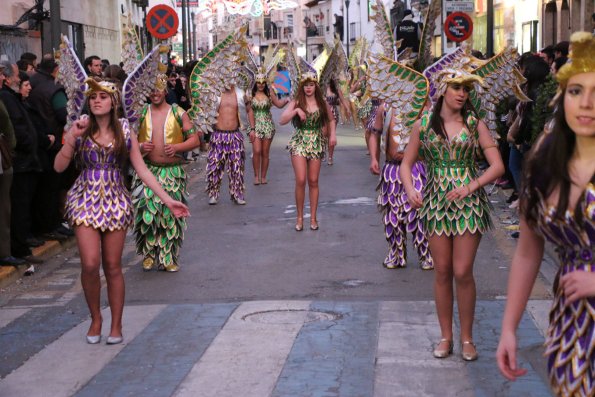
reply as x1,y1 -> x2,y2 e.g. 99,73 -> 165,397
444,12 -> 473,43
146,5 -> 179,40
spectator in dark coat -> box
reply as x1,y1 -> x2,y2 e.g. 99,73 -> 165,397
0,60 -> 43,262
29,58 -> 72,240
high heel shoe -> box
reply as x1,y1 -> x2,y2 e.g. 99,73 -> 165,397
310,221 -> 319,231
106,335 -> 123,345
86,335 -> 101,344
461,340 -> 478,361
295,218 -> 303,231
433,338 -> 453,358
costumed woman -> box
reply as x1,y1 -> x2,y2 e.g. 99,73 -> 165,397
242,46 -> 287,185
250,71 -> 288,185
280,63 -> 336,231
400,69 -> 505,361
496,32 -> 595,396
54,79 -> 189,344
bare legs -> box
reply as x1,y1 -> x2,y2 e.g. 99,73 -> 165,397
252,138 -> 262,184
328,139 -> 336,165
429,232 -> 481,354
291,155 -> 322,228
252,137 -> 273,184
75,225 -> 126,339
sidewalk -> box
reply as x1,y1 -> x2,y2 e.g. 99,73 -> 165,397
0,238 -> 76,288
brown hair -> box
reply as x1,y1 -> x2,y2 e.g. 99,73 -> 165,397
292,79 -> 330,128
520,92 -> 593,226
81,92 -> 128,166
430,93 -> 479,140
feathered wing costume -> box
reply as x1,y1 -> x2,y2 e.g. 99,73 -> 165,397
243,45 -> 285,140
127,49 -> 193,273
188,27 -> 249,203
121,15 -> 144,75
56,36 -> 135,234
122,45 -> 169,131
282,45 -> 329,161
369,39 -> 529,242
365,1 -> 433,269
56,35 -> 87,132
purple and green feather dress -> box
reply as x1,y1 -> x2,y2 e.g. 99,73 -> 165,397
65,119 -> 133,232
536,181 -> 595,396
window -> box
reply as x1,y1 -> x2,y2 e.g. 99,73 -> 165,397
494,8 -> 505,53
521,20 -> 538,53
349,22 -> 356,41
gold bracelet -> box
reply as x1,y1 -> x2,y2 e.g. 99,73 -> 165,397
475,180 -> 481,190
466,184 -> 471,195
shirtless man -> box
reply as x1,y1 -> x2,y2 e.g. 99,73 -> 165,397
206,85 -> 255,205
370,102 -> 432,270
134,76 -> 199,272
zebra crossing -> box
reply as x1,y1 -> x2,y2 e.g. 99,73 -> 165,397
0,299 -> 553,397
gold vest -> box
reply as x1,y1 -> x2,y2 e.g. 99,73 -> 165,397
138,105 -> 184,144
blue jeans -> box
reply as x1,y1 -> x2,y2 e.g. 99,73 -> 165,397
508,144 -> 529,191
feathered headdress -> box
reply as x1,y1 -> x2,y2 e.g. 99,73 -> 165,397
556,31 -> 595,87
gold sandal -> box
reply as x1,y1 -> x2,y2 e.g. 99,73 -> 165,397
433,338 -> 453,358
461,340 -> 478,361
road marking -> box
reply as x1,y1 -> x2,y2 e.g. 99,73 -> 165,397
0,305 -> 165,397
0,308 -> 30,329
174,301 -> 311,397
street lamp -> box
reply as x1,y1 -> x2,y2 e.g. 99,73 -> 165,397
344,0 -> 350,58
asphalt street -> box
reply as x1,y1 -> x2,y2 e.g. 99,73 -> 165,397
0,111 -> 556,396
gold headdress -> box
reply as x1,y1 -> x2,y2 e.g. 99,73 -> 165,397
254,68 -> 267,84
434,68 -> 485,99
84,78 -> 119,96
300,71 -> 318,83
154,73 -> 168,92
556,32 -> 595,87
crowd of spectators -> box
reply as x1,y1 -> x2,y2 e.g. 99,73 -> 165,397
0,51 -> 208,267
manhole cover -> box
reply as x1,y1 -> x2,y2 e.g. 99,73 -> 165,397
242,309 -> 342,324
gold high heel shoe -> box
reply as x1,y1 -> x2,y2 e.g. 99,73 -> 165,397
433,339 -> 453,358
461,340 -> 478,361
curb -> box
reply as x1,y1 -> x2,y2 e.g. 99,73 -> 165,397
0,238 -> 76,288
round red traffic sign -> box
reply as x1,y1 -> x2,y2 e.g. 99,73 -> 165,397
146,5 -> 179,40
444,12 -> 473,43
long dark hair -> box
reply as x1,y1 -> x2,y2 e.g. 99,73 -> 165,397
81,93 -> 128,166
251,81 -> 270,98
521,92 -> 592,225
429,94 -> 479,140
292,79 -> 330,128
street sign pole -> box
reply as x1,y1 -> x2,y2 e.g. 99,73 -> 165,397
182,0 -> 187,64
486,0 -> 494,57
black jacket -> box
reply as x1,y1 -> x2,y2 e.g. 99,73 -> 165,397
0,85 -> 42,173
29,70 -> 67,151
